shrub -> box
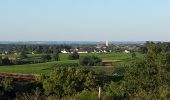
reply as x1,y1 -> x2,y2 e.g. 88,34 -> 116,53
75,90 -> 97,100
19,51 -> 28,59
2,57 -> 11,65
41,54 -> 51,62
105,82 -> 125,100
0,79 -> 13,98
40,67 -> 96,97
68,52 -> 79,60
79,55 -> 102,66
52,51 -> 60,61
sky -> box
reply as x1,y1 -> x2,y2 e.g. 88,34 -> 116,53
0,0 -> 170,41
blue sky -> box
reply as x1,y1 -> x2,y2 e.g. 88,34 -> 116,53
0,0 -> 170,41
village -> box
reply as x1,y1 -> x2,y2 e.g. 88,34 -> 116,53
61,41 -> 135,54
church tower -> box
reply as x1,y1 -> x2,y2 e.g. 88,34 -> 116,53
106,40 -> 109,47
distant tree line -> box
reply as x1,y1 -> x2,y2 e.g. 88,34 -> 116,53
0,44 -> 71,54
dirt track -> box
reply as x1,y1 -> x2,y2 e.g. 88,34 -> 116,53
0,72 -> 37,82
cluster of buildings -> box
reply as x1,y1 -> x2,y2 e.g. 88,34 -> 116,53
61,41 -> 134,54
61,41 -> 112,54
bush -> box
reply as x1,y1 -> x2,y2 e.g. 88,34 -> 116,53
2,57 -> 11,65
41,54 -> 51,62
68,52 -> 79,60
75,90 -> 97,100
79,55 -> 102,66
52,51 -> 60,61
0,79 -> 13,99
19,51 -> 28,59
40,67 -> 96,97
105,82 -> 125,100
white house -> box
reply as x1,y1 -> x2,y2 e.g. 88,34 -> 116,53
78,50 -> 88,53
32,52 -> 35,54
61,49 -> 69,53
124,50 -> 130,53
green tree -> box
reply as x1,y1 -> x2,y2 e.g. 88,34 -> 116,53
106,43 -> 170,99
40,67 -> 96,97
41,54 -> 51,62
0,56 -> 2,65
2,57 -> 11,65
122,56 -> 169,99
19,51 -> 28,59
68,51 -> 79,60
139,46 -> 148,54
0,79 -> 13,98
106,82 -> 125,100
131,52 -> 136,59
52,51 -> 60,61
75,90 -> 97,100
79,55 -> 102,66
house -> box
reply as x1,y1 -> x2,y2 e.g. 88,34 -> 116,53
77,49 -> 88,53
96,44 -> 108,49
124,50 -> 130,53
61,49 -> 69,53
1,53 -> 5,56
103,50 -> 107,53
32,52 -> 35,54
5,51 -> 8,54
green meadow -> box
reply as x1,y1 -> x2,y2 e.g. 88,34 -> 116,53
0,52 -> 142,74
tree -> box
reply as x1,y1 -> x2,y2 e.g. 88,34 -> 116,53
41,54 -> 51,62
0,79 -> 13,98
39,67 -> 96,97
122,56 -> 169,99
0,56 -> 2,65
139,46 -> 148,54
68,52 -> 79,60
106,42 -> 170,99
131,52 -> 136,59
52,51 -> 60,61
2,57 -> 11,65
75,90 -> 97,100
79,55 -> 102,66
19,51 -> 28,59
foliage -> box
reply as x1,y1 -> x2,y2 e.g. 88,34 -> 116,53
106,42 -> 170,99
52,51 -> 60,61
0,79 -> 13,98
79,55 -> 102,66
138,46 -> 148,54
39,67 -> 96,97
131,52 -> 136,59
15,88 -> 44,100
20,51 -> 28,59
0,42 -> 169,99
75,90 -> 97,100
105,82 -> 125,100
0,56 -> 2,65
41,54 -> 52,62
2,57 -> 11,65
68,51 -> 79,60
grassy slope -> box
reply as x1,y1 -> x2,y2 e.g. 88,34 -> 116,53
0,61 -> 56,74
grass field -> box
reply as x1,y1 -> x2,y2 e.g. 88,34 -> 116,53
0,52 -> 142,74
